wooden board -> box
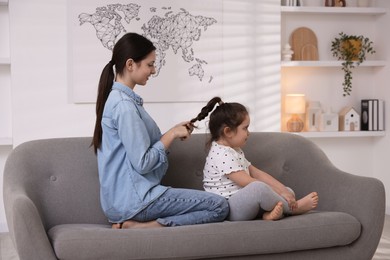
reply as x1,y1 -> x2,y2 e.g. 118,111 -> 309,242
289,27 -> 319,61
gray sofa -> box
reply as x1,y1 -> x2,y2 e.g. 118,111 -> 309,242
3,133 -> 385,260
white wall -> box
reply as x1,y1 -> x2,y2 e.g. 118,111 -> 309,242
9,0 -> 281,146
374,0 -> 390,213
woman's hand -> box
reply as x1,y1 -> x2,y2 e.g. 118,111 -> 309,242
171,121 -> 193,140
180,122 -> 194,140
161,121 -> 194,149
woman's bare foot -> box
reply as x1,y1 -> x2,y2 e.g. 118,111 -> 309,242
112,220 -> 164,229
111,223 -> 122,229
263,202 -> 284,221
121,220 -> 164,229
292,192 -> 319,215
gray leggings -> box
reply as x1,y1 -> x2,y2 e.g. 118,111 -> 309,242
227,181 -> 294,221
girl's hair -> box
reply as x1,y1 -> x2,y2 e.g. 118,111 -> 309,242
190,97 -> 248,146
92,33 -> 156,153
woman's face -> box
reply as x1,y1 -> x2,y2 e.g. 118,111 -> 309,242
131,51 -> 156,86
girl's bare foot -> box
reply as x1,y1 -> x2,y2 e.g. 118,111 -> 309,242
292,192 -> 319,215
263,202 -> 284,221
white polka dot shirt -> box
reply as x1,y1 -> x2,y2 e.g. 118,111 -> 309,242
203,141 -> 251,198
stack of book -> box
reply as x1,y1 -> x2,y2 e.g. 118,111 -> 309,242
361,99 -> 385,131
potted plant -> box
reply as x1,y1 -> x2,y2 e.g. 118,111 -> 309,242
331,32 -> 375,96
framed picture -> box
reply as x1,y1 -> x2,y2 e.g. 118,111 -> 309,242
68,0 -> 223,103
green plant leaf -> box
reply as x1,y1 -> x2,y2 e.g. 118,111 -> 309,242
330,32 -> 375,96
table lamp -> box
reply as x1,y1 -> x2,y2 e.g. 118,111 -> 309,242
285,94 -> 306,132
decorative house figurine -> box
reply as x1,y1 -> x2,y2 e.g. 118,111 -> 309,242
319,107 -> 339,131
339,106 -> 360,131
306,101 -> 322,131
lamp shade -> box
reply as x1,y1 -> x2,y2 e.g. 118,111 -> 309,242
285,94 -> 306,114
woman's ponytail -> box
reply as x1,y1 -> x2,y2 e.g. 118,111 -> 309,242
92,62 -> 115,154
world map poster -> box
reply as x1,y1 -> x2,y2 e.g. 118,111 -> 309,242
68,0 -> 223,103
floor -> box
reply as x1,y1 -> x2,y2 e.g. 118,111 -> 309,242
1,215 -> 390,259
0,232 -> 18,260
373,214 -> 390,260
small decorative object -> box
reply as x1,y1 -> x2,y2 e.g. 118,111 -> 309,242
335,0 -> 346,7
339,106 -> 360,131
319,107 -> 339,131
282,0 -> 301,6
282,43 -> 294,61
290,27 -> 319,61
285,94 -> 306,132
331,32 -> 375,97
303,0 -> 323,6
325,0 -> 335,6
306,101 -> 322,131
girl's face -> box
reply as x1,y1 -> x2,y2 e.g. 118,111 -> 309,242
130,50 -> 156,86
225,114 -> 250,149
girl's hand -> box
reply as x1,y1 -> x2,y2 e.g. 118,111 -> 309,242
281,191 -> 296,211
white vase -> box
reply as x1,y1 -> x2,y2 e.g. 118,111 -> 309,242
306,101 -> 322,131
357,0 -> 371,7
282,43 -> 294,61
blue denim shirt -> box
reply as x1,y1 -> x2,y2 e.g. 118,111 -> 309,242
97,82 -> 168,223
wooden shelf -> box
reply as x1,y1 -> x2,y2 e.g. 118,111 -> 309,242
281,4 -> 387,140
291,131 -> 385,138
281,6 -> 387,15
0,137 -> 12,145
281,60 -> 386,67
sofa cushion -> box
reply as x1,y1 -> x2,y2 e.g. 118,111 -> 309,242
48,211 -> 360,260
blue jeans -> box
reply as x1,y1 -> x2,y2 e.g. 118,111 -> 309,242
131,188 -> 229,226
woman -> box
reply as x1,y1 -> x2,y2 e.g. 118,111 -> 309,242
92,33 -> 229,228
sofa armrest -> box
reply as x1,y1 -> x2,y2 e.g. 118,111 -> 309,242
245,132 -> 385,259
282,152 -> 385,215
273,135 -> 385,259
5,194 -> 58,260
3,143 -> 57,259
302,168 -> 385,259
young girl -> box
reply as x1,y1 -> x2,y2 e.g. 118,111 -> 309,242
190,97 -> 319,221
92,33 -> 229,229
